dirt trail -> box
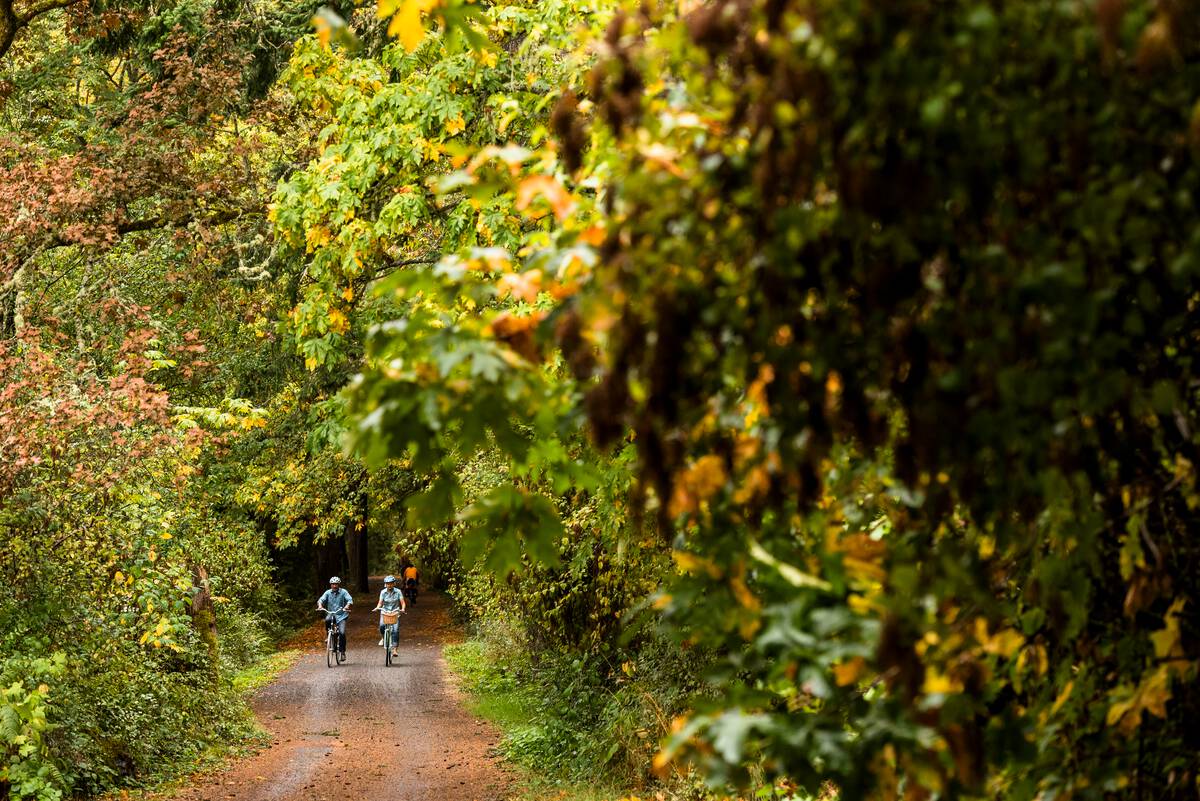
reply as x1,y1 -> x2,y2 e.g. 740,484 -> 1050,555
168,583 -> 510,801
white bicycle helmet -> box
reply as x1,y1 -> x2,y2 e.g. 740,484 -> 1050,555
329,576 -> 342,585
384,575 -> 397,583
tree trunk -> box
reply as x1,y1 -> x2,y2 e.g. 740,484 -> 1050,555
190,564 -> 220,688
352,490 -> 369,592
313,528 -> 347,597
0,262 -> 25,339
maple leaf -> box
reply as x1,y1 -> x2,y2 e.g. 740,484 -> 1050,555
834,657 -> 868,687
668,455 -> 728,517
1106,665 -> 1173,735
497,270 -> 543,303
328,309 -> 350,335
515,175 -> 576,221
383,0 -> 439,52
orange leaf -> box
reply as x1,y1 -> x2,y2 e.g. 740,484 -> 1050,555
516,175 -> 576,221
668,455 -> 727,517
579,225 -> 606,246
497,269 -> 543,303
834,656 -> 868,687
639,143 -> 686,178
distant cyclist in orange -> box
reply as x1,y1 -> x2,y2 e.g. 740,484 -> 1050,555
402,562 -> 420,606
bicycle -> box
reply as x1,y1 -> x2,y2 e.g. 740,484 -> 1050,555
320,610 -> 343,668
403,577 -> 419,606
380,609 -> 400,666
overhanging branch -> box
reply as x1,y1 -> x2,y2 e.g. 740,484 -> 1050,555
43,207 -> 256,252
0,0 -> 86,63
371,253 -> 440,280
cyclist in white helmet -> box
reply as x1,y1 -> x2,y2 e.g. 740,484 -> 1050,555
372,575 -> 407,658
316,576 -> 353,662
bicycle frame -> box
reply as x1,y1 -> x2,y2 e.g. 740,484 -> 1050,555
324,614 -> 340,668
381,610 -> 399,666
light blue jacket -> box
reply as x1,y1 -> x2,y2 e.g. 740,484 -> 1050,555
377,587 -> 403,620
318,588 -> 353,623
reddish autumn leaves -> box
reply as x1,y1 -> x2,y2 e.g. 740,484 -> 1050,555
0,307 -> 172,500
0,23 -> 261,282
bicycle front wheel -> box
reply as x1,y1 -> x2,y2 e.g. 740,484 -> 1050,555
384,630 -> 392,666
326,631 -> 335,668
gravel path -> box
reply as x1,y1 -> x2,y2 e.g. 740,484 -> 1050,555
168,583 -> 510,801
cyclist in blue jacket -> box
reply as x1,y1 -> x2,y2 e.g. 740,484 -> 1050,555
372,575 -> 407,658
316,576 -> 353,661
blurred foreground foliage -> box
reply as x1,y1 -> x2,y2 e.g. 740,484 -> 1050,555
281,0 -> 1200,798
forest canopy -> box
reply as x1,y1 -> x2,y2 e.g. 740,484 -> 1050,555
3,1 -> 1199,800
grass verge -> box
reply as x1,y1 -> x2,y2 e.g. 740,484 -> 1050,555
444,640 -> 624,801
98,646 -> 303,800
230,647 -> 303,695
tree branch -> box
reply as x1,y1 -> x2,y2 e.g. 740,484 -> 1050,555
371,253 -> 440,279
44,207 -> 257,252
0,0 -> 18,64
0,0 -> 85,63
15,0 -> 81,23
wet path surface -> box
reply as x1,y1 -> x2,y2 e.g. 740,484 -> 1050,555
168,585 -> 510,801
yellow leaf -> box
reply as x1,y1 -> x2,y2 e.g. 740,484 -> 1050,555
848,593 -> 879,614
446,114 -> 466,136
386,0 -> 438,51
974,617 -> 1025,658
328,308 -> 350,335
671,550 -> 721,579
305,225 -> 332,253
922,669 -> 962,695
843,556 -> 887,583
1106,665 -> 1173,734
1151,598 -> 1186,660
1050,680 -> 1074,716
342,286 -> 354,301
1034,643 -> 1048,676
